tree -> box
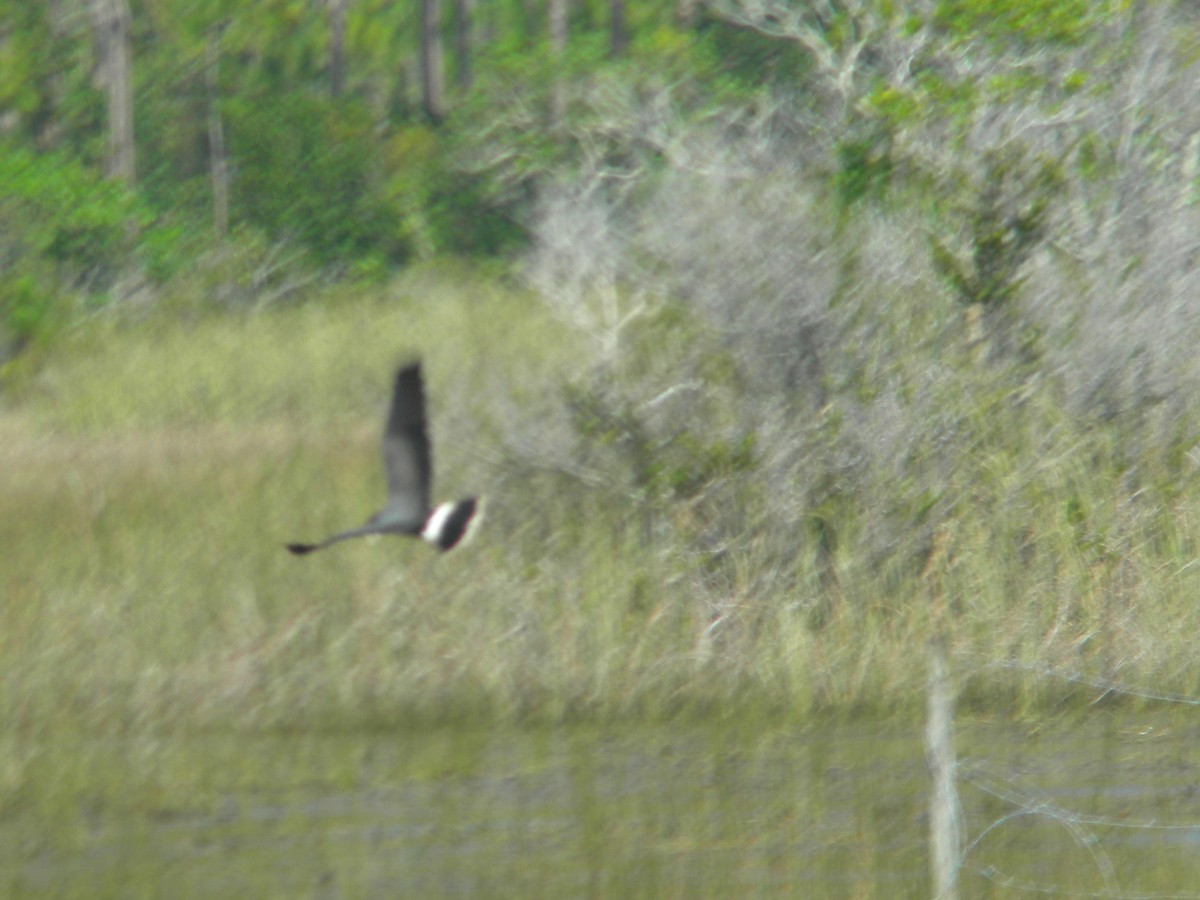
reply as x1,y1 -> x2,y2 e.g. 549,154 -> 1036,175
420,0 -> 446,122
454,0 -> 474,90
610,0 -> 627,56
88,0 -> 135,183
549,0 -> 568,123
329,0 -> 349,97
206,23 -> 229,238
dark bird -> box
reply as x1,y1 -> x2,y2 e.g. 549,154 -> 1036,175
286,362 -> 482,556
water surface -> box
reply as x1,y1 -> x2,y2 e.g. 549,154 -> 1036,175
4,711 -> 1200,897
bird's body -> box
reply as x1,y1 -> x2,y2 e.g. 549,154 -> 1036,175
286,363 -> 481,556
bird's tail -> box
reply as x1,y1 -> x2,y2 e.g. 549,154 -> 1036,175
421,497 -> 484,552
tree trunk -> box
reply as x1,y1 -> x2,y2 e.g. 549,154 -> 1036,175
548,0 -> 568,125
329,0 -> 348,97
419,0 -> 446,123
89,0 -> 135,183
480,0 -> 497,45
609,0 -> 627,56
206,25 -> 229,240
520,0 -> 540,41
453,0 -> 474,90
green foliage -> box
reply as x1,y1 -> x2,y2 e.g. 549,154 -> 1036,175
933,0 -> 1101,46
446,19 -> 764,241
0,2 -> 105,162
930,147 -> 1061,310
0,274 -> 55,364
0,2 -> 57,119
228,92 -> 405,265
835,127 -> 894,206
0,0 -> 1134,350
383,125 -> 523,257
132,67 -> 211,223
0,146 -> 143,280
691,10 -> 814,90
0,144 -> 156,352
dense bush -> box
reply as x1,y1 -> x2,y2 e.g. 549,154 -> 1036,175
513,0 -> 1200,646
0,145 -> 155,357
228,92 -> 406,266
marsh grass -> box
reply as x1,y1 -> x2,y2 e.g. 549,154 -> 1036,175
7,271 -> 1200,749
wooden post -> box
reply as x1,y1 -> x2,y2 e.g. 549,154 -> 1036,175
922,522 -> 961,899
926,635 -> 960,899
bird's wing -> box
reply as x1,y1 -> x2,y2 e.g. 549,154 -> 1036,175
381,362 -> 432,526
286,524 -> 385,555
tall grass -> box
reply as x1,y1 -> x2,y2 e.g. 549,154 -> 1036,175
6,263 -> 1200,764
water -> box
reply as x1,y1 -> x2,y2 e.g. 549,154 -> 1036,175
4,711 -> 1200,897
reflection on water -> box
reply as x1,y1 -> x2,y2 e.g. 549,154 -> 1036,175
4,711 -> 1200,896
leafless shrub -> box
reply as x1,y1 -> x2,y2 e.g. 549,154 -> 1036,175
637,158 -> 840,405
1043,203 -> 1200,428
525,175 -> 652,367
1021,9 -> 1200,430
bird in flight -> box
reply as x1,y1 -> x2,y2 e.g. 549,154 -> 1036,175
286,362 -> 482,556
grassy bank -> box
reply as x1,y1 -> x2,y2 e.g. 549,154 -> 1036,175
5,268 -> 1200,755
